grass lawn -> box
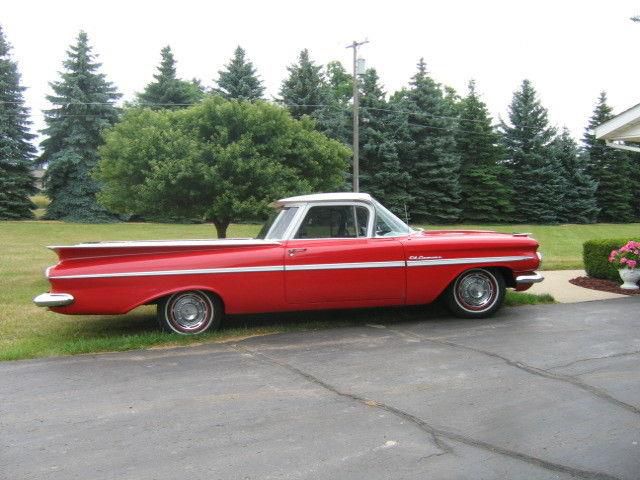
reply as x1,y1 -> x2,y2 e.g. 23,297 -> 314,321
4,220 -> 634,361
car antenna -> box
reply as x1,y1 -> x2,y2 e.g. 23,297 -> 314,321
404,203 -> 410,232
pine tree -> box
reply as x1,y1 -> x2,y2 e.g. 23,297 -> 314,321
399,59 -> 461,223
279,51 -> 349,145
137,46 -> 203,109
0,25 -> 36,219
456,80 -> 512,222
583,92 -> 635,222
551,128 -> 598,223
215,46 -> 264,101
358,69 -> 411,213
40,31 -> 121,222
279,49 -> 326,118
500,79 -> 562,223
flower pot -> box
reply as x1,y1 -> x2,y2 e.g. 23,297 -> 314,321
619,268 -> 640,290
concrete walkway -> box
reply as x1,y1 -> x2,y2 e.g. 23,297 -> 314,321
529,269 -> 628,303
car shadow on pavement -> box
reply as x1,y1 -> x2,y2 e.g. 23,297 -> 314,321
224,301 -> 480,332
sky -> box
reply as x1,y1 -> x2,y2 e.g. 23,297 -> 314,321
3,0 -> 640,144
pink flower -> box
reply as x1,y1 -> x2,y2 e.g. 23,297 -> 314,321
627,260 -> 637,269
620,257 -> 627,264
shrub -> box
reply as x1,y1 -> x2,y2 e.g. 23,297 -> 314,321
584,238 -> 638,280
30,194 -> 50,209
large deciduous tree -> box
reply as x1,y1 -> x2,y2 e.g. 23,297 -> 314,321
500,79 -> 562,223
583,92 -> 635,222
0,25 -> 36,219
325,61 -> 352,104
215,46 -> 264,101
136,46 -> 203,109
96,97 -> 350,238
399,59 -> 461,223
40,31 -> 120,222
456,80 -> 512,222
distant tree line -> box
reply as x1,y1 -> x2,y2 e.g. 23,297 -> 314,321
1,27 -> 639,224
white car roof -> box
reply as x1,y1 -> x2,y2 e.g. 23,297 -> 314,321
276,192 -> 373,206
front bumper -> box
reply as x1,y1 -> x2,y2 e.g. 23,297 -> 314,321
515,272 -> 544,285
33,293 -> 75,308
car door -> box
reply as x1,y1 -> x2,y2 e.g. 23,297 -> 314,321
284,203 -> 406,305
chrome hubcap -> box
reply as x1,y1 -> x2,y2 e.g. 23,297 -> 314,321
457,273 -> 495,309
171,294 -> 210,330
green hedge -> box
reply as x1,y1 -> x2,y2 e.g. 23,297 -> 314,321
583,238 -> 638,281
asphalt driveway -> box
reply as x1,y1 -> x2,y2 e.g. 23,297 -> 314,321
2,298 -> 639,480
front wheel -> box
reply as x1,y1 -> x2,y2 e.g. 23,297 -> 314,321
157,290 -> 222,334
444,268 -> 505,318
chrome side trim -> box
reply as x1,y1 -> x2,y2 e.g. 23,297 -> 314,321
48,256 -> 533,280
407,255 -> 534,267
286,260 -> 405,271
47,239 -> 281,251
515,272 -> 544,284
33,293 -> 75,307
50,265 -> 285,280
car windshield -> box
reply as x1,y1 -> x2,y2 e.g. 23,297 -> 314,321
256,206 -> 299,240
373,200 -> 414,237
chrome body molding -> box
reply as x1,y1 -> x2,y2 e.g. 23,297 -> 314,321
286,260 -> 405,271
407,255 -> 534,267
48,256 -> 534,280
49,265 -> 284,280
515,272 -> 545,284
33,293 -> 75,307
47,239 -> 281,251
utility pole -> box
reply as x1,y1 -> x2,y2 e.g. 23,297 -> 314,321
346,39 -> 368,192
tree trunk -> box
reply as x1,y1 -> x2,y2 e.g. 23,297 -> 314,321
213,219 -> 229,239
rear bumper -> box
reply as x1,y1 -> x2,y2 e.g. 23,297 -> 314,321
33,293 -> 75,308
515,272 -> 544,285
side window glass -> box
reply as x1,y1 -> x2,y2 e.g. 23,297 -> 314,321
355,206 -> 370,237
295,206 -> 358,239
375,212 -> 394,237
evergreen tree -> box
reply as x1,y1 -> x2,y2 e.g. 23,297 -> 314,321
279,49 -> 326,118
550,128 -> 598,223
399,59 -> 461,223
279,51 -> 349,144
215,46 -> 264,101
456,80 -> 512,222
358,69 -> 411,212
500,79 -> 562,223
0,25 -> 36,219
583,92 -> 635,222
136,46 -> 203,109
40,31 -> 121,222
631,155 -> 640,219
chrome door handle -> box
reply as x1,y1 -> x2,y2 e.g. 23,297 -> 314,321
288,248 -> 307,256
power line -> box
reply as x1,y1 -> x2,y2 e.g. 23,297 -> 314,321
2,99 -> 554,133
6,101 -> 561,141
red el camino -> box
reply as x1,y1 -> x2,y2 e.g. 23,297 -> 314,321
34,193 -> 543,334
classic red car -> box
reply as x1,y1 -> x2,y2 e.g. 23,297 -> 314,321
34,193 -> 543,334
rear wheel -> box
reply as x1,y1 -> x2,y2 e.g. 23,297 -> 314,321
444,268 -> 505,318
157,290 -> 222,334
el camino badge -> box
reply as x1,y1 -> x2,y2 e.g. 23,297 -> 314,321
409,255 -> 443,261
